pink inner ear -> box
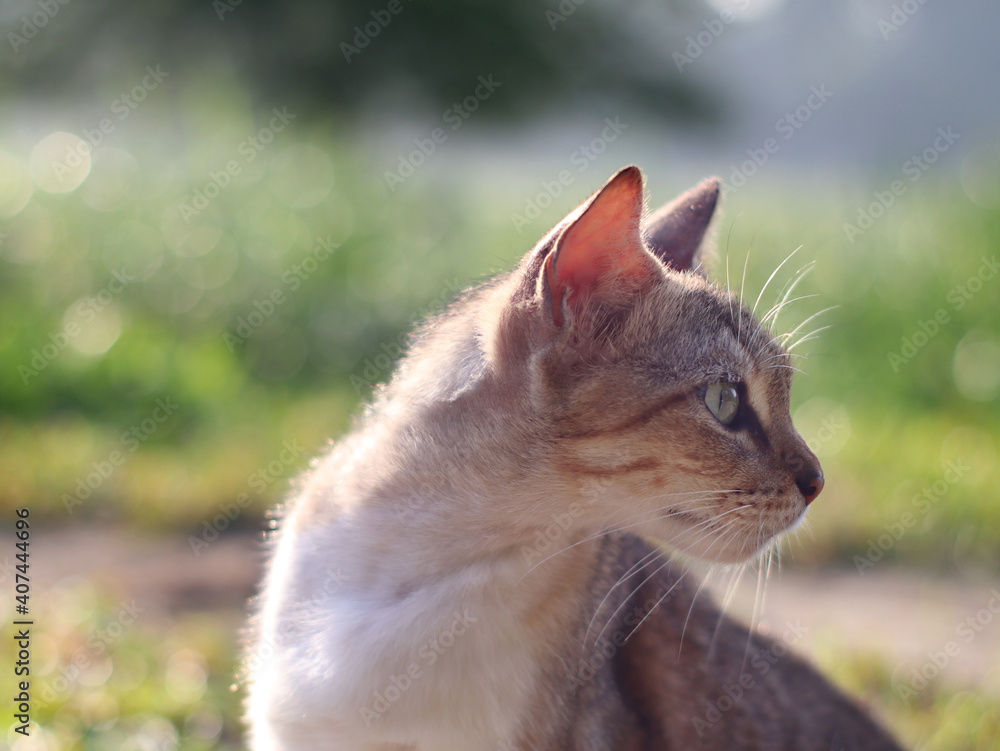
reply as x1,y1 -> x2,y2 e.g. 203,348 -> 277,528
546,167 -> 653,326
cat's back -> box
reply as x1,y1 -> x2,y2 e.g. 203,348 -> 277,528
537,533 -> 901,751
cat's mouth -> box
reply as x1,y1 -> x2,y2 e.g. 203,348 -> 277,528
652,492 -> 805,563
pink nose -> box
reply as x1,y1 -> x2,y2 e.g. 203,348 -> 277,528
797,472 -> 824,505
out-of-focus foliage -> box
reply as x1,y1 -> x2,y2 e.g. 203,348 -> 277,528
0,118 -> 998,573
1,0 -> 718,124
1,578 -> 996,751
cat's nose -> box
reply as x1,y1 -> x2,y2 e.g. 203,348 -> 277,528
795,470 -> 824,505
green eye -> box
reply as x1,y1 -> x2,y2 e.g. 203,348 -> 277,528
705,382 -> 739,426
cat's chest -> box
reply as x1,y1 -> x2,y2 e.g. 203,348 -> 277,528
261,520 -> 554,750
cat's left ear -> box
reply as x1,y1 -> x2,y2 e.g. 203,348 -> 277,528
543,166 -> 658,327
643,177 -> 720,274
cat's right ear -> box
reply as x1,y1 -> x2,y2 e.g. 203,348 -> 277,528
643,177 -> 720,274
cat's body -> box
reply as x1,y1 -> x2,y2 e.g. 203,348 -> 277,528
245,168 -> 902,750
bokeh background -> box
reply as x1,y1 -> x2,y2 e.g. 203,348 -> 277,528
2,0 -> 999,748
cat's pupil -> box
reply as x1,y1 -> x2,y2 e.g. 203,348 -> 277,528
705,382 -> 739,425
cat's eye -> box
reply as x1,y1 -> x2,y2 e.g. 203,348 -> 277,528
704,382 -> 739,426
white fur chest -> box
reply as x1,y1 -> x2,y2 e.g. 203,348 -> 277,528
247,516 -> 542,751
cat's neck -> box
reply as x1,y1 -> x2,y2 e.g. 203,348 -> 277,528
314,413 -> 601,593
287,436 -> 607,751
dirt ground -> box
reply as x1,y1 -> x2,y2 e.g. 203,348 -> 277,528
12,525 -> 1000,698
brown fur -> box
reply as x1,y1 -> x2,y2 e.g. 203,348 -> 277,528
514,533 -> 901,750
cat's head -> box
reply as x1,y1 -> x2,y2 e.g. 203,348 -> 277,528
494,166 -> 822,564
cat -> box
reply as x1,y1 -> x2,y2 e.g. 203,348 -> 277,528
244,166 -> 903,750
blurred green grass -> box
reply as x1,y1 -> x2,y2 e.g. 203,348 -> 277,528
2,130 -> 997,570
3,578 -> 996,750
2,579 -> 244,750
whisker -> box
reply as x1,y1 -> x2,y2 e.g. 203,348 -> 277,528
764,262 -> 816,331
763,544 -> 775,614
725,244 -> 735,326
582,545 -> 663,649
594,554 -> 677,647
743,548 -> 767,672
622,568 -> 690,645
778,306 -> 838,346
760,294 -> 818,330
592,505 -> 755,646
641,488 -> 743,502
719,555 -> 747,614
737,240 -> 753,345
678,569 -> 713,658
759,351 -> 808,364
785,325 -> 833,353
751,245 -> 801,320
706,531 -> 748,658
517,491 -> 740,582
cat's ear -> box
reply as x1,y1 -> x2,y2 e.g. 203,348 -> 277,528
543,166 -> 657,327
643,177 -> 720,274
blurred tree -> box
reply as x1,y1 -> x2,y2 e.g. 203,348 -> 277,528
2,0 -> 718,123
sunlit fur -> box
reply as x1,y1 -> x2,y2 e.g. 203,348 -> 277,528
245,168 -> 901,751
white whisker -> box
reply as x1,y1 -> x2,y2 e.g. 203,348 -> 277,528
517,491 -> 740,582
786,325 -> 833,353
764,262 -> 816,332
678,570 -> 713,658
760,294 -> 817,330
751,246 -> 800,320
622,568 -> 690,645
582,546 -> 663,649
737,240 -> 753,344
778,306 -> 838,346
